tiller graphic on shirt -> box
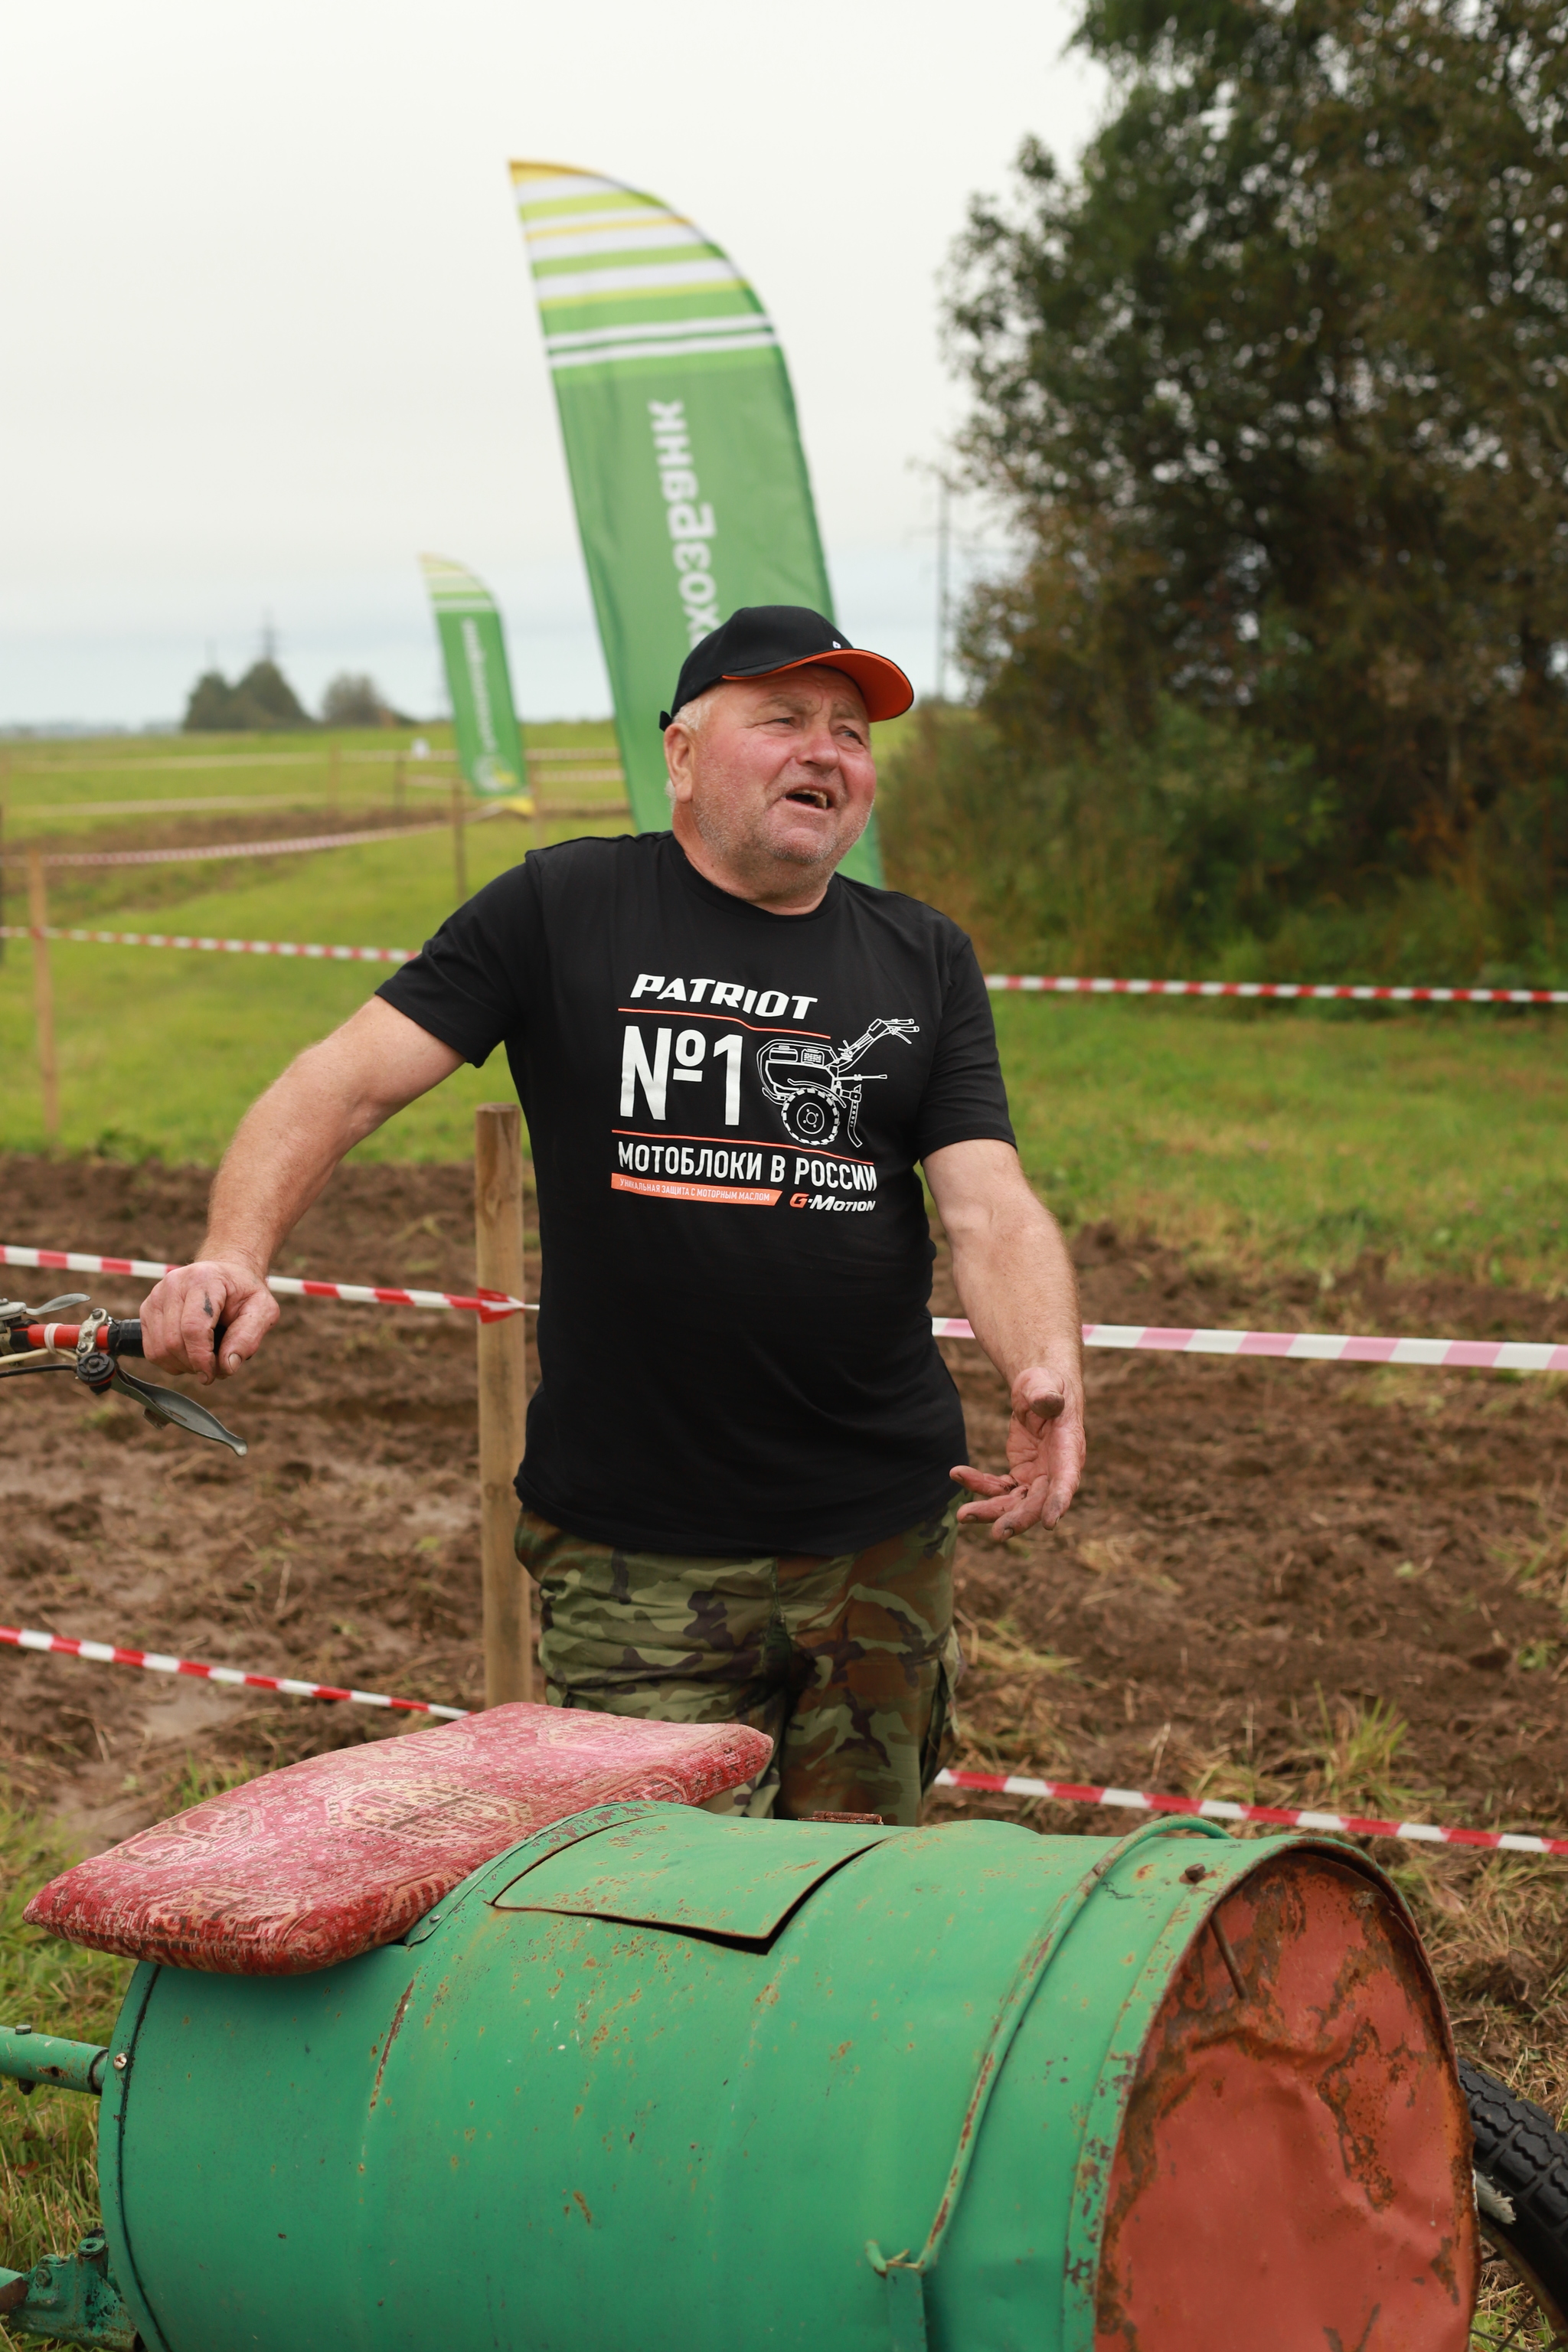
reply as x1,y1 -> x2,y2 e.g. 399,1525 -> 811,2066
612,1001 -> 921,1211
756,1019 -> 919,1148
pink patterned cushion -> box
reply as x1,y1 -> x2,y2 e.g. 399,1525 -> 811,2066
24,1704 -> 771,1975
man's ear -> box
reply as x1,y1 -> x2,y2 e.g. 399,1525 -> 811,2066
664,724 -> 697,805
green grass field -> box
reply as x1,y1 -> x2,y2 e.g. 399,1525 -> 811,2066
3,729 -> 1566,1289
0,718 -> 617,831
997,995 -> 1568,1292
1,724 -> 626,1164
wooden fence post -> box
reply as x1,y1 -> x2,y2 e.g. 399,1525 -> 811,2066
27,846 -> 59,1145
475,1102 -> 531,1706
451,776 -> 469,904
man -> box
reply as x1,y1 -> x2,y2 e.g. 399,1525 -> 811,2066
141,606 -> 1085,1824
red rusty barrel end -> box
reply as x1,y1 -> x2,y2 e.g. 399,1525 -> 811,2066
1095,1851 -> 1478,2352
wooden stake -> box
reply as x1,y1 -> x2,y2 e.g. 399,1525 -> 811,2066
451,776 -> 469,903
393,753 -> 406,815
328,738 -> 341,816
475,1102 -> 532,1706
28,846 -> 59,1145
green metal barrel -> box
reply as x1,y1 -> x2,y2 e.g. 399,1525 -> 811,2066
83,1802 -> 1473,2352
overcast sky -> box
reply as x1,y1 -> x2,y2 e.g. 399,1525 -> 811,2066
0,1 -> 1104,728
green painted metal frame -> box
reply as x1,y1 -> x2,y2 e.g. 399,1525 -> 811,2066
0,2027 -> 108,2096
0,2234 -> 137,2348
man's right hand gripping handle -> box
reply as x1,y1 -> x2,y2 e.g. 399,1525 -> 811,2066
139,1257 -> 280,1384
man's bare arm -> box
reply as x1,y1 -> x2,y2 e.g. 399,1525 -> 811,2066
923,1137 -> 1085,1540
139,998 -> 463,1382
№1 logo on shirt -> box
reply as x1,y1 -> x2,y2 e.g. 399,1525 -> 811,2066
612,976 -> 919,1212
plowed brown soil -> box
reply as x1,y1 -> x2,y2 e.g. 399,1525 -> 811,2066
5,1152 -> 1568,2086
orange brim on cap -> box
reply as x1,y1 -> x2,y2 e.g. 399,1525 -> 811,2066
721,648 -> 914,724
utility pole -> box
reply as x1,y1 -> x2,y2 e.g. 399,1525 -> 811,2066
935,478 -> 952,704
1546,773 -> 1557,961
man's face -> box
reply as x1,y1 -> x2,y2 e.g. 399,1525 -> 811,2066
665,667 -> 876,889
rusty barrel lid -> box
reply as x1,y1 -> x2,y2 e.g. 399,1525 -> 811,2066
926,1814 -> 1476,2351
1088,1840 -> 1474,2350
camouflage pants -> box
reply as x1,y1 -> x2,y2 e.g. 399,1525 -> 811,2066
513,1501 -> 961,1826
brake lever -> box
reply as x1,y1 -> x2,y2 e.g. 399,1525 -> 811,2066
72,1309 -> 248,1458
105,1363 -> 248,1458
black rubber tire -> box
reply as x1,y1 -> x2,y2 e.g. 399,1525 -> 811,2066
1462,2053 -> 1568,2337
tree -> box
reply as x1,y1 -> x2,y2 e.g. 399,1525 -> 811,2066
182,669 -> 239,732
321,671 -> 403,727
947,0 -> 1568,899
235,658 -> 313,730
182,658 -> 314,733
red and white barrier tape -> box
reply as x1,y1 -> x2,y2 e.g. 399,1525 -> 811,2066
5,1246 -> 1563,1369
934,1315 -> 1568,1371
0,1244 -> 528,1321
0,1623 -> 466,1719
987,972 -> 1568,1007
30,822 -> 446,869
0,925 -> 412,963
10,925 -> 1550,1009
932,1768 -> 1568,1856
3,1616 -> 1562,1855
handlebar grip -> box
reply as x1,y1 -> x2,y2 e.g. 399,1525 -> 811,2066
109,1318 -> 145,1359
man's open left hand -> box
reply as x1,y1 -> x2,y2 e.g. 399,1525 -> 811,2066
950,1365 -> 1086,1541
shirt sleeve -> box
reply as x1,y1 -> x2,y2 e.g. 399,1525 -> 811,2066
913,929 -> 1016,1160
375,861 -> 534,1067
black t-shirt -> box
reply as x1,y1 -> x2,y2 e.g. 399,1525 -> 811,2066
378,832 -> 1014,1556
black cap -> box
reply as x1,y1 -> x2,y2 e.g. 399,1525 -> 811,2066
658,606 -> 914,731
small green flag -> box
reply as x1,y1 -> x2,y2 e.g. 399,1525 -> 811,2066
510,161 -> 881,885
419,554 -> 528,799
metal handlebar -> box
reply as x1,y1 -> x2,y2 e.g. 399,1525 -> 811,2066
0,1298 -> 245,1455
14,1318 -> 144,1357
0,2026 -> 109,2098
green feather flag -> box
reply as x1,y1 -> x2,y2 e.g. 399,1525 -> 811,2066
419,554 -> 528,799
511,161 -> 881,884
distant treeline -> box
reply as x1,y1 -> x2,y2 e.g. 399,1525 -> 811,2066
884,0 -> 1568,982
184,662 -> 410,732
